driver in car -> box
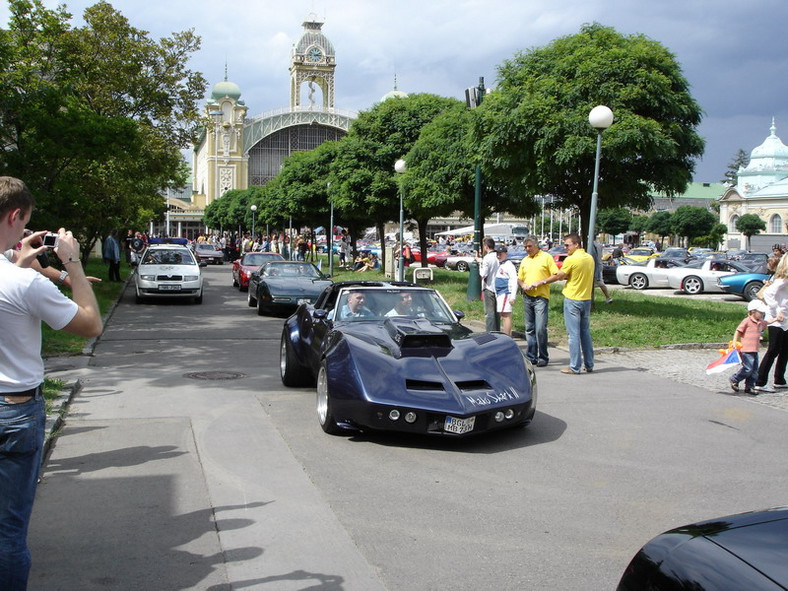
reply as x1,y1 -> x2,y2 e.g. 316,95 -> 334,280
340,290 -> 373,319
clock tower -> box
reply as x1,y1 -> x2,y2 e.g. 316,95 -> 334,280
290,17 -> 336,110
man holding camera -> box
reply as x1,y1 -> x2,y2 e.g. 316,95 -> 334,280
0,176 -> 103,590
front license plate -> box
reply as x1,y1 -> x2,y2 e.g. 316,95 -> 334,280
444,415 -> 475,434
159,284 -> 181,291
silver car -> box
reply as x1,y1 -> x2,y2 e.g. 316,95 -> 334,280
134,245 -> 205,304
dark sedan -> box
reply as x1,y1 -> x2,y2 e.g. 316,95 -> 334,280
193,242 -> 225,265
247,261 -> 331,316
280,281 -> 537,436
231,251 -> 284,291
618,507 -> 788,590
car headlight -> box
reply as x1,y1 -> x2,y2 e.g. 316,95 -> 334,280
140,274 -> 155,281
184,275 -> 200,282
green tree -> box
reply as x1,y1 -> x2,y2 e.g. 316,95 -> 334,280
474,23 -> 704,246
330,94 -> 458,267
722,149 -> 749,185
736,213 -> 766,250
0,0 -> 206,258
400,103 -> 535,264
630,214 -> 650,236
595,207 -> 632,239
647,210 -> 674,248
671,206 -> 717,245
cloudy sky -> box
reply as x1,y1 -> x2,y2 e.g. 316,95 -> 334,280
3,0 -> 787,183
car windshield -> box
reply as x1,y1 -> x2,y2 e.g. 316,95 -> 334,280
142,249 -> 195,265
263,262 -> 322,278
196,244 -> 217,251
334,288 -> 456,322
244,253 -> 280,267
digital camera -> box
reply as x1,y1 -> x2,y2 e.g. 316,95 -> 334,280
42,232 -> 59,248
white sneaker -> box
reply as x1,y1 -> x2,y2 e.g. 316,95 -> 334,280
755,385 -> 776,393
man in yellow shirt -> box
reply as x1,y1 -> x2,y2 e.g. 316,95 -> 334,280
540,233 -> 595,374
518,236 -> 559,366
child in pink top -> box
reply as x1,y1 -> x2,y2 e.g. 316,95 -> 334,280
730,300 -> 771,394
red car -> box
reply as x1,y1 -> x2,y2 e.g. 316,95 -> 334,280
231,252 -> 284,291
411,246 -> 450,265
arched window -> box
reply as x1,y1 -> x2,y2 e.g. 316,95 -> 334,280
729,214 -> 739,233
771,214 -> 782,233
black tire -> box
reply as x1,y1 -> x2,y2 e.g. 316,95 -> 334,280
194,291 -> 203,304
256,295 -> 267,316
135,291 -> 143,304
682,275 -> 703,295
456,261 -> 469,272
232,275 -> 239,288
743,281 -> 764,302
629,273 -> 649,290
280,330 -> 312,387
316,363 -> 343,435
247,287 -> 257,307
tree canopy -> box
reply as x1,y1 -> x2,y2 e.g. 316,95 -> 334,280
0,0 -> 206,256
474,23 -> 704,246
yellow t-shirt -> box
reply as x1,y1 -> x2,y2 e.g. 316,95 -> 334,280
518,250 -> 559,299
561,248 -> 595,301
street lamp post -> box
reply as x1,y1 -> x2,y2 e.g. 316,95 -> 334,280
327,181 -> 334,276
250,204 -> 257,240
394,158 -> 407,282
586,105 -> 614,254
466,76 -> 486,301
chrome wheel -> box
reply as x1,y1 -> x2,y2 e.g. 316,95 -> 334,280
629,273 -> 648,290
683,275 -> 703,295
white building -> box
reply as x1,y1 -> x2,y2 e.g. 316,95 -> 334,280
720,119 -> 788,251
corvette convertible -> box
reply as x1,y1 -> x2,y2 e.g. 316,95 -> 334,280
247,260 -> 332,315
280,281 -> 537,436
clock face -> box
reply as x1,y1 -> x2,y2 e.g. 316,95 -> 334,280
308,47 -> 322,62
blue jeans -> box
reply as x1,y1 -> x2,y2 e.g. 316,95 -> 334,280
732,351 -> 759,389
564,297 -> 594,373
0,389 -> 45,591
524,295 -> 549,363
484,289 -> 500,332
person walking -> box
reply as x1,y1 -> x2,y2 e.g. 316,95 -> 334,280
0,176 -> 103,590
518,235 -> 559,366
730,300 -> 771,394
102,229 -> 121,282
756,255 -> 788,392
540,233 -> 595,375
591,241 -> 613,304
477,237 -> 500,332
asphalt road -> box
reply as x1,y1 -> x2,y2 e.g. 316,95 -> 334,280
30,264 -> 788,590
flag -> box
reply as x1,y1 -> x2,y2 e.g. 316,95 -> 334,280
706,347 -> 742,375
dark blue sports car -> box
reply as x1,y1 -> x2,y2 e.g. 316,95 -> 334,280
280,281 -> 537,436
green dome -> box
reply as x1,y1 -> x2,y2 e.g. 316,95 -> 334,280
211,80 -> 242,101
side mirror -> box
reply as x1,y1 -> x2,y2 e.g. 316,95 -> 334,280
453,310 -> 465,321
314,309 -> 328,320
199,261 -> 208,268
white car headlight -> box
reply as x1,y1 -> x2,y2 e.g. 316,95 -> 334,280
184,275 -> 200,282
140,274 -> 155,281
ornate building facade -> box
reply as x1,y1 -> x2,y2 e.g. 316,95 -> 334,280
166,16 -> 356,238
720,120 -> 788,251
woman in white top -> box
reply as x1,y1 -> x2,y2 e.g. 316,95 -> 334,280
756,255 -> 788,392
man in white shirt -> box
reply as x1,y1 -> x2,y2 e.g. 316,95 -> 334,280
477,237 -> 500,332
0,176 -> 103,589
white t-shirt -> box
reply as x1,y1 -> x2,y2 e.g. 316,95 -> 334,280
479,251 -> 499,293
0,254 -> 78,391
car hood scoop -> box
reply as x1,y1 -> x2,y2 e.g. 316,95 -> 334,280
384,317 -> 453,353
